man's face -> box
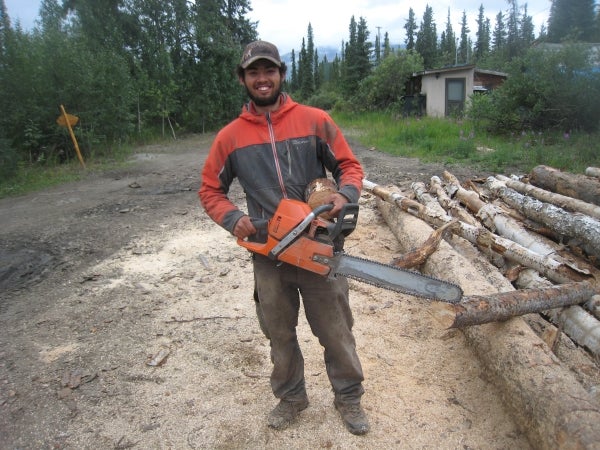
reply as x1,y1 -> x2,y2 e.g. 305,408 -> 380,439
240,60 -> 284,107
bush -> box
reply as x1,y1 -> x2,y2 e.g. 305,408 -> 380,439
468,44 -> 600,134
307,91 -> 342,111
352,50 -> 424,112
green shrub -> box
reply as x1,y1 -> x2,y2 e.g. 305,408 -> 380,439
468,44 -> 600,134
308,91 -> 342,111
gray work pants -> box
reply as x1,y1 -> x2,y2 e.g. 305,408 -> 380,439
253,254 -> 365,404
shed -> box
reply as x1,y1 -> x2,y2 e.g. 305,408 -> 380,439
407,65 -> 507,117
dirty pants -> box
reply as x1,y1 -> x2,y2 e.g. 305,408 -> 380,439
253,254 -> 365,404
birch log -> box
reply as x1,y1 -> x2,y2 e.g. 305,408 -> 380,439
446,175 -> 597,281
363,180 -> 590,284
429,176 -> 480,226
486,176 -> 600,259
444,172 -> 562,257
529,165 -> 600,206
516,271 -> 600,358
586,167 -> 600,179
376,198 -> 600,450
586,295 -> 600,320
432,281 -> 599,329
411,181 -> 448,218
442,170 -> 486,213
496,174 -> 600,221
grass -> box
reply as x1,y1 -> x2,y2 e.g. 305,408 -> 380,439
0,143 -> 136,198
332,111 -> 600,175
1,115 -> 599,199
0,162 -> 84,198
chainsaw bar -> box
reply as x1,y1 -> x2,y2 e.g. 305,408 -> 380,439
316,253 -> 463,303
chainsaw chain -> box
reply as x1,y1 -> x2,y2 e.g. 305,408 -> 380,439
334,254 -> 463,301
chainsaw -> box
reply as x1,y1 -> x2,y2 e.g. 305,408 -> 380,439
237,198 -> 462,303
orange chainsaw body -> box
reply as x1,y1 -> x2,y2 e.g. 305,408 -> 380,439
237,199 -> 355,276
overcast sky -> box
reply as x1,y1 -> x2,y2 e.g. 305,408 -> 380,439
5,0 -> 552,54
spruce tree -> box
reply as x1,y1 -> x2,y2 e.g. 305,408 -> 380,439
415,5 -> 438,69
404,8 -> 417,51
439,8 -> 456,66
458,10 -> 470,64
548,0 -> 596,42
475,5 -> 491,61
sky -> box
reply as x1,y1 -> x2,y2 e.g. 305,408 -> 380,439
5,0 -> 552,54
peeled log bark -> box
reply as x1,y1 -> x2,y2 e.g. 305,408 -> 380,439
376,198 -> 600,450
496,174 -> 600,221
432,281 -> 599,329
529,165 -> 600,206
391,220 -> 459,268
486,177 -> 600,259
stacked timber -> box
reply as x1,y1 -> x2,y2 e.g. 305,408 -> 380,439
363,164 -> 600,450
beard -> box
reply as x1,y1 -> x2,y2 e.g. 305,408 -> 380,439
246,86 -> 282,107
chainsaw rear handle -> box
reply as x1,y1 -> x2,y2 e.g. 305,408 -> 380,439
327,202 -> 359,241
249,218 -> 269,244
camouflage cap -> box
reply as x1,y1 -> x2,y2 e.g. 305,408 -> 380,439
240,41 -> 282,69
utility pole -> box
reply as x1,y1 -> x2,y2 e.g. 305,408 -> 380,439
376,26 -> 382,61
455,37 -> 459,65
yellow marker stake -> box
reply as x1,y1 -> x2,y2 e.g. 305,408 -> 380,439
58,104 -> 85,169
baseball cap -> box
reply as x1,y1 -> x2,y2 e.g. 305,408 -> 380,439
240,41 -> 282,69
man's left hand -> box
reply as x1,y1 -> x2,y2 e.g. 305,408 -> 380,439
325,193 -> 349,218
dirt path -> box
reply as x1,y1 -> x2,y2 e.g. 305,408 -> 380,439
0,134 -> 531,449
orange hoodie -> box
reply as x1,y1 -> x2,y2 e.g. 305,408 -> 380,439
199,94 -> 363,233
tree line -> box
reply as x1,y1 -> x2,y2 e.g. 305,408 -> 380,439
0,0 -> 599,177
0,0 -> 257,173
285,0 -> 600,135
289,0 -> 600,104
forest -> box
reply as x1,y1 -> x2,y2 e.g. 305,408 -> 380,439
0,0 -> 599,180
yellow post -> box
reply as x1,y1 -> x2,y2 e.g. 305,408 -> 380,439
58,104 -> 86,169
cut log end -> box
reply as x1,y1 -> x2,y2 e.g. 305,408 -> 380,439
429,302 -> 462,329
305,178 -> 338,218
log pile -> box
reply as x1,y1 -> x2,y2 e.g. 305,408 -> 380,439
362,164 -> 600,450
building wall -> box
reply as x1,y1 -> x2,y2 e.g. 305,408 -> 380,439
420,67 -> 475,117
474,72 -> 506,90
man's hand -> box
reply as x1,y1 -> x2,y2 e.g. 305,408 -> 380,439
325,193 -> 349,219
233,215 -> 257,239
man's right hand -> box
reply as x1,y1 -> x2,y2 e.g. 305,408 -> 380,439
233,215 -> 257,239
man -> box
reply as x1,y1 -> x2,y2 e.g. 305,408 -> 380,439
199,40 -> 368,435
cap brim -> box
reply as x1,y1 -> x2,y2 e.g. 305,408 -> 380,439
240,56 -> 281,69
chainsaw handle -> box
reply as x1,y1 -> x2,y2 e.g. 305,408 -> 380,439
312,203 -> 335,216
250,218 -> 269,243
326,203 -> 359,241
